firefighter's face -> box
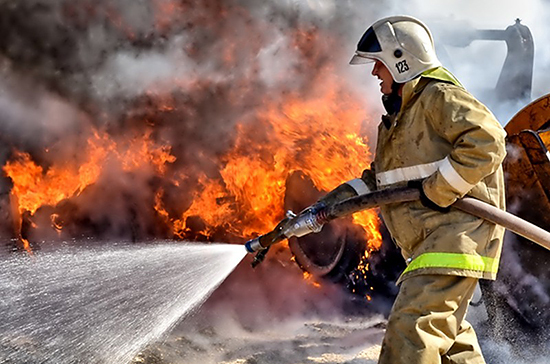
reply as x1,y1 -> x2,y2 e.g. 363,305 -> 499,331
371,60 -> 393,95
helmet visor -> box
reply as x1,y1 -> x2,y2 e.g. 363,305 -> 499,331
349,26 -> 381,65
349,54 -> 374,64
357,26 -> 381,53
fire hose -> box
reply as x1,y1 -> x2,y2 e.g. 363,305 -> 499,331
244,186 -> 550,267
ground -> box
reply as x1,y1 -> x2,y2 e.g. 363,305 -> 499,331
133,315 -> 385,364
131,279 -> 550,364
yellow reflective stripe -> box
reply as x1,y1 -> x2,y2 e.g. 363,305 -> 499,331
403,252 -> 498,275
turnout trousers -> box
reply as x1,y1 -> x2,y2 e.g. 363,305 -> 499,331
378,274 -> 485,364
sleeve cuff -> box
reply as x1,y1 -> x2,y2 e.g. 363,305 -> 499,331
423,171 -> 461,208
439,157 -> 475,195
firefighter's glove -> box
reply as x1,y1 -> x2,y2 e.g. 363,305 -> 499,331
361,167 -> 378,191
407,180 -> 450,213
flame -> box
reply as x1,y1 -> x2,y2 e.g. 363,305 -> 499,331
3,128 -> 176,249
14,236 -> 33,255
159,74 -> 382,252
354,250 -> 371,284
1,3 -> 382,285
303,271 -> 321,288
154,188 -> 171,226
172,176 -> 234,238
50,213 -> 63,235
3,150 -> 100,216
4,130 -> 175,216
2,71 -> 381,294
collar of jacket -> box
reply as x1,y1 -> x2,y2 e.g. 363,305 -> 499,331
400,66 -> 463,111
421,66 -> 463,88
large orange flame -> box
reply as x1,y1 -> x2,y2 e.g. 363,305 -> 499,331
3,129 -> 176,245
154,74 -> 382,251
2,76 -> 381,288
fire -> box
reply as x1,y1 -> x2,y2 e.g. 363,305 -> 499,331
4,129 -> 175,216
0,0 -> 383,290
156,74 -> 382,251
303,271 -> 321,288
19,237 -> 33,255
3,128 -> 176,245
3,150 -> 101,216
6,96 -> 383,253
50,214 -> 63,234
354,251 -> 372,284
172,176 -> 234,238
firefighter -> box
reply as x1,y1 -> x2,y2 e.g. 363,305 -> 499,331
319,15 -> 507,364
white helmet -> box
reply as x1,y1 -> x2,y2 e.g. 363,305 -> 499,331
350,15 -> 441,83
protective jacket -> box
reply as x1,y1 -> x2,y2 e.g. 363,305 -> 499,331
374,67 -> 507,283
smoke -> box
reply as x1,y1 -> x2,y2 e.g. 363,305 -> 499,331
0,61 -> 84,152
0,0 -> 384,243
1,0 -> 547,147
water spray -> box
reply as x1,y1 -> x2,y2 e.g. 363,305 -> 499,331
0,242 -> 246,364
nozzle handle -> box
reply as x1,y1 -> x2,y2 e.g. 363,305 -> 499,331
251,246 -> 270,268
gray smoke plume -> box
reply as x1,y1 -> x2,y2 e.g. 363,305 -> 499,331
395,0 -> 547,123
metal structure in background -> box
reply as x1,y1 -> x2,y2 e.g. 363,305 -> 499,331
485,19 -> 534,102
437,18 -> 534,103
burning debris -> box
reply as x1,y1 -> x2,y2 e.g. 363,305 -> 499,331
0,0 -> 387,301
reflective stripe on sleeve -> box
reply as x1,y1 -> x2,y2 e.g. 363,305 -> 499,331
439,157 -> 475,194
376,158 -> 445,187
376,156 -> 475,193
402,252 -> 498,276
345,178 -> 371,196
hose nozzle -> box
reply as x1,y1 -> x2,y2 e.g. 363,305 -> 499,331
244,204 -> 328,268
245,237 -> 263,253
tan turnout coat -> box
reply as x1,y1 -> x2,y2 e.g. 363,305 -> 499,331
373,70 -> 507,283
